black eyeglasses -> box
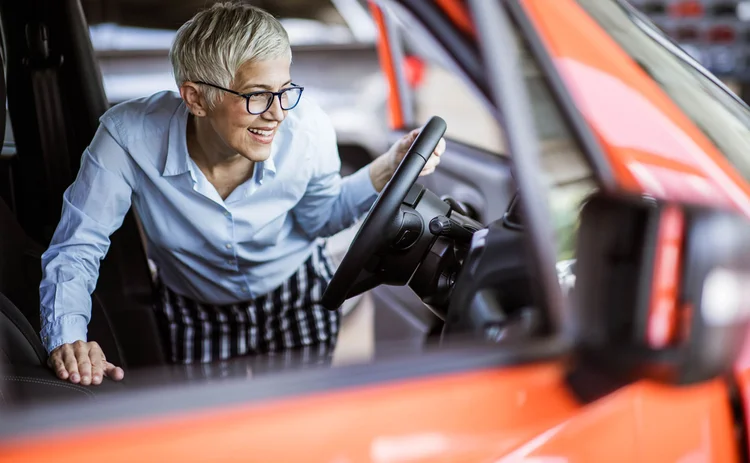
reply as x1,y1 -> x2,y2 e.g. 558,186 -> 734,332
195,81 -> 305,115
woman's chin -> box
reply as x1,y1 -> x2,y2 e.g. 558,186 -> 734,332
239,147 -> 272,163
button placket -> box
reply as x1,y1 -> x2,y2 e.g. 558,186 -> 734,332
224,208 -> 235,267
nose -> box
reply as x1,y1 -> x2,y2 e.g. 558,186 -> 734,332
262,95 -> 285,122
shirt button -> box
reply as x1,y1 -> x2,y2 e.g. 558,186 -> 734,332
224,211 -> 231,217
225,243 -> 233,249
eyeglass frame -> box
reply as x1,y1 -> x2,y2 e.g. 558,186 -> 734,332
193,81 -> 305,115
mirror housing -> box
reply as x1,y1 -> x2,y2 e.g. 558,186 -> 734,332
572,194 -> 750,385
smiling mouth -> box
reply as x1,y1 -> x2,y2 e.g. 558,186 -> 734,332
249,128 -> 273,137
248,127 -> 275,144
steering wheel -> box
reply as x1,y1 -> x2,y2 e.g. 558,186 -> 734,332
321,116 -> 447,310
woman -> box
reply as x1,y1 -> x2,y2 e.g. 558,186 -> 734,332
39,2 -> 444,385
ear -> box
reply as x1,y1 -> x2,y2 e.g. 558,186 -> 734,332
180,82 -> 209,117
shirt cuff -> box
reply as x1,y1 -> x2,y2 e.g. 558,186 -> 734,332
348,163 -> 379,213
41,315 -> 88,354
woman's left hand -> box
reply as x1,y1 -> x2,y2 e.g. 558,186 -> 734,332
369,128 -> 447,192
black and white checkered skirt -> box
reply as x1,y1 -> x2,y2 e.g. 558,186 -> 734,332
153,245 -> 341,364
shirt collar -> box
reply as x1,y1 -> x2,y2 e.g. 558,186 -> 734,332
162,101 -> 191,177
259,153 -> 276,183
255,127 -> 281,184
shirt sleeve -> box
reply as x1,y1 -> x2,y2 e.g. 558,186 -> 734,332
39,122 -> 137,353
291,112 -> 378,239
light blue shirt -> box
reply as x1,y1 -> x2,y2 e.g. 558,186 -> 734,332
39,91 -> 378,353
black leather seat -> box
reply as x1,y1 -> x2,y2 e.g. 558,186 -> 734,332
0,33 -> 49,366
0,291 -> 46,366
0,0 -> 166,369
0,36 -> 125,365
0,365 -> 100,407
0,6 -> 127,372
0,204 -> 128,406
0,196 -> 44,332
0,191 -> 128,363
0,201 -> 127,407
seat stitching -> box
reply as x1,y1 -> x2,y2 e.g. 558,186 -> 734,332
0,376 -> 96,398
0,376 -> 95,397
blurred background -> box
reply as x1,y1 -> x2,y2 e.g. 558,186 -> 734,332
79,0 -> 750,113
628,0 -> 750,98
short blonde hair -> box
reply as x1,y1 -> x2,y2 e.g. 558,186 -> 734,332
170,2 -> 291,108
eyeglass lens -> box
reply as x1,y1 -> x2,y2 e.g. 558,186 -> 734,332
247,87 -> 303,114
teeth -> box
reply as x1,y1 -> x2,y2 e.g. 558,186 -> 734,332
249,128 -> 272,137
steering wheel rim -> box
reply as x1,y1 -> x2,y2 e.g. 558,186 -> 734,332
321,116 -> 447,310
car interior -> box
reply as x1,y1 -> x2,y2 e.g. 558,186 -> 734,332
0,0 -> 598,409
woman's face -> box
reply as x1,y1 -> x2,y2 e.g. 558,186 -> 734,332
205,57 -> 292,162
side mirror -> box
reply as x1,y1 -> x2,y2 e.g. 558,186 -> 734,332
572,194 -> 750,385
502,193 -> 523,231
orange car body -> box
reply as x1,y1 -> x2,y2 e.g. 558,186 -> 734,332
0,363 -> 740,462
2,0 -> 750,461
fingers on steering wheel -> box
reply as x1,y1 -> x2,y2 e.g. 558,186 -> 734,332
436,137 -> 446,156
420,165 -> 436,177
403,129 -> 420,149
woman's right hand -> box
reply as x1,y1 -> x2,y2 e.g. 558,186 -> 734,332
47,341 -> 125,385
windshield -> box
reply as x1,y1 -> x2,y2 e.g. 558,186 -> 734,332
575,0 -> 750,184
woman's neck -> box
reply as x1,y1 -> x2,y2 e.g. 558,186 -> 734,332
186,115 -> 250,175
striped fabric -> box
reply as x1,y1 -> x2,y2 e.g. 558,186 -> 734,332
153,245 -> 340,364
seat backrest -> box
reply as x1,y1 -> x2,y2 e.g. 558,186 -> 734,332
0,197 -> 44,332
0,31 -> 44,335
0,194 -> 128,367
0,17 -> 47,367
0,292 -> 46,366
0,11 -> 127,366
